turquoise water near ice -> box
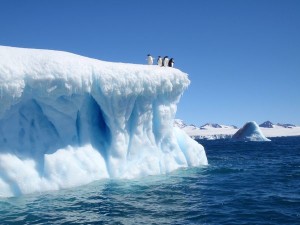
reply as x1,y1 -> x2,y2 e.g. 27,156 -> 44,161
1,137 -> 300,224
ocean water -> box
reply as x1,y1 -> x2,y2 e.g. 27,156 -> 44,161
1,137 -> 300,224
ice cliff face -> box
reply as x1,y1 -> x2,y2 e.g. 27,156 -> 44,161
0,46 -> 207,197
232,121 -> 270,141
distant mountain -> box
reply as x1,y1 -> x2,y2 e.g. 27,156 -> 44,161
174,120 -> 238,131
200,123 -> 222,129
259,121 -> 296,129
174,119 -> 187,128
259,121 -> 274,128
175,119 -> 300,140
200,123 -> 238,130
277,123 -> 296,128
175,119 -> 300,139
185,124 -> 201,130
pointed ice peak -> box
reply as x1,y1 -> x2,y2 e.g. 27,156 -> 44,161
233,121 -> 270,141
173,119 -> 200,130
200,123 -> 222,129
174,119 -> 187,128
259,121 -> 296,129
200,123 -> 237,129
259,121 -> 274,128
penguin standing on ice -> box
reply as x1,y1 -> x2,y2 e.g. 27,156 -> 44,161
157,56 -> 162,66
163,56 -> 169,67
147,54 -> 154,65
168,58 -> 174,67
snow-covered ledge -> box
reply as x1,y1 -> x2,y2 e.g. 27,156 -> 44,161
0,46 -> 207,197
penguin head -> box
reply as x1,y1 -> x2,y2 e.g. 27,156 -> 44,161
147,54 -> 151,56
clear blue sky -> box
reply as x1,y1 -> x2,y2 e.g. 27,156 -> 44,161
0,0 -> 299,127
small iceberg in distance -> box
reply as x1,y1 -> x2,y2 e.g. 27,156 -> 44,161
232,121 -> 271,142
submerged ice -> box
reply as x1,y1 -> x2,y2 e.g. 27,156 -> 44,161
0,46 -> 207,197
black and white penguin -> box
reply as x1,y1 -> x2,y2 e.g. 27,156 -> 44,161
163,56 -> 169,67
168,58 -> 174,67
147,54 -> 154,65
157,56 -> 162,66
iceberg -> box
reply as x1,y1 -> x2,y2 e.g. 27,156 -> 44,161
232,121 -> 271,141
0,46 -> 207,197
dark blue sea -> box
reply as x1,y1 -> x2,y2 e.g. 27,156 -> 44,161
1,137 -> 300,224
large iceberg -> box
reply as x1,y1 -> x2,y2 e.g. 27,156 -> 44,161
0,46 -> 207,197
232,121 -> 271,141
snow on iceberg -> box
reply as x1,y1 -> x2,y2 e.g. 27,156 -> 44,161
0,46 -> 207,197
232,121 -> 271,141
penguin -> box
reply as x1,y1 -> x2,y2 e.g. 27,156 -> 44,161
157,56 -> 162,67
163,56 -> 169,67
168,58 -> 174,67
147,54 -> 154,65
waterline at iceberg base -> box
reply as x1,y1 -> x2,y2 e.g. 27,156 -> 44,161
0,46 -> 207,197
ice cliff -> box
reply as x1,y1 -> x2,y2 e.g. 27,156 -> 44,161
0,46 -> 207,197
232,121 -> 271,141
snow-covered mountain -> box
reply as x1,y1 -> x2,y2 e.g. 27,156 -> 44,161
175,119 -> 300,140
200,123 -> 237,129
174,120 -> 238,140
200,123 -> 222,129
173,119 -> 187,129
0,46 -> 208,197
257,121 -> 300,137
174,121 -> 238,130
277,123 -> 296,128
173,120 -> 201,130
259,121 -> 274,128
260,121 -> 297,129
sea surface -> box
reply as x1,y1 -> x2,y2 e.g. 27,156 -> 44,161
1,137 -> 300,224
